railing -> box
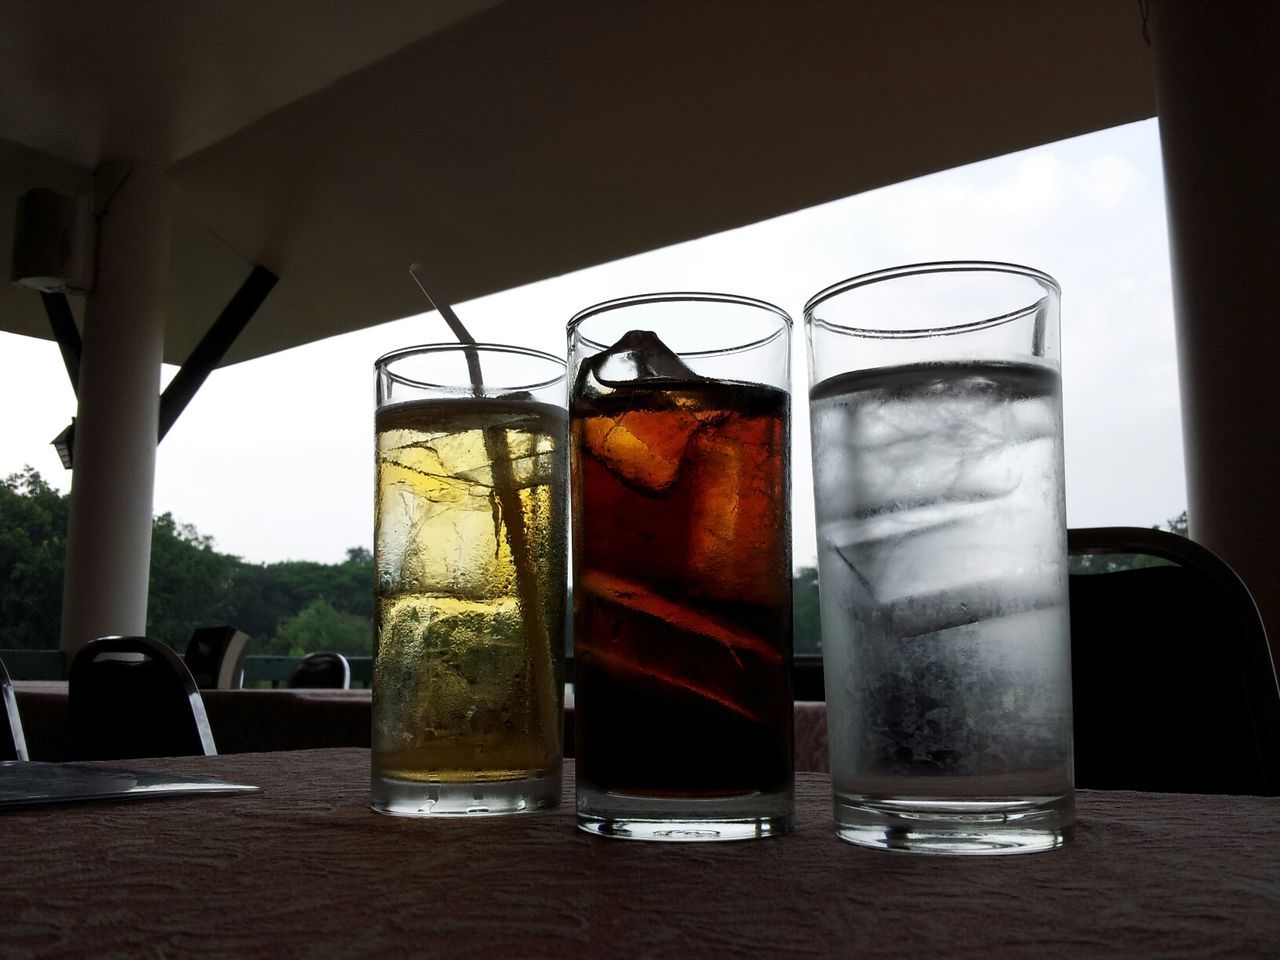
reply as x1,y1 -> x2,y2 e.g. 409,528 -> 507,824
0,649 -> 371,688
0,648 -> 64,680
2,649 -> 823,697
247,655 -> 372,688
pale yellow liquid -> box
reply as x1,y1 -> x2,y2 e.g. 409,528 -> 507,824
373,398 -> 566,783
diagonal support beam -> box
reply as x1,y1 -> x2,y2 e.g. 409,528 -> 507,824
158,264 -> 277,441
41,291 -> 82,397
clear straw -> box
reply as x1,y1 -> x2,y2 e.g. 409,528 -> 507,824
410,263 -> 484,394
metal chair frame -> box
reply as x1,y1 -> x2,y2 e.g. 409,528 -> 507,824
288,651 -> 352,690
1069,526 -> 1280,795
69,635 -> 217,760
1,656 -> 30,762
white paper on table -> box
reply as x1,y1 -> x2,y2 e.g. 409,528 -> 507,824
0,760 -> 260,809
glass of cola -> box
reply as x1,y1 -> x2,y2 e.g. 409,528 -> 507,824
569,293 -> 795,841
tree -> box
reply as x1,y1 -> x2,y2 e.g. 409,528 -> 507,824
0,467 -> 378,658
0,468 -> 68,649
269,598 -> 372,657
226,548 -> 373,644
793,566 -> 822,655
147,512 -> 241,649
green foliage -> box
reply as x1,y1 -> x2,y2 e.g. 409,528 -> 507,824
269,598 -> 372,657
792,566 -> 822,655
1165,510 -> 1189,538
222,549 -> 373,647
0,467 -> 374,656
0,468 -> 69,648
147,512 -> 240,647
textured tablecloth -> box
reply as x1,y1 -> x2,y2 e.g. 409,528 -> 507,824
6,750 -> 1278,959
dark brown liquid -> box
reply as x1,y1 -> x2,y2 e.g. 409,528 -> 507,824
572,379 -> 792,796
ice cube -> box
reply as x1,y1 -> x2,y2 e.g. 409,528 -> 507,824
575,330 -> 710,495
578,405 -> 702,494
575,329 -> 697,399
847,394 -> 1021,518
683,410 -> 787,605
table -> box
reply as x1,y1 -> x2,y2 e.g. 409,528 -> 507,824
6,751 -> 1278,958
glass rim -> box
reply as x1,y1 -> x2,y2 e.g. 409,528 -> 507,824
567,291 -> 793,356
374,342 -> 566,392
804,260 -> 1060,340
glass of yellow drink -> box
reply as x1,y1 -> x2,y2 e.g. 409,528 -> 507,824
371,343 -> 567,816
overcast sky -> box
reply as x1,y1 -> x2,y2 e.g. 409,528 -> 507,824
0,118 -> 1184,570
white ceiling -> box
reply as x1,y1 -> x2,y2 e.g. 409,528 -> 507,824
0,0 -> 1156,366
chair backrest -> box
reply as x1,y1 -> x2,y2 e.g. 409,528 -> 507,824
69,635 -> 217,760
185,626 -> 251,690
1069,526 -> 1280,796
288,652 -> 351,690
1,656 -> 30,761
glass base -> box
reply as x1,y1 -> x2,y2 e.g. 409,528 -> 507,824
371,772 -> 560,817
833,792 -> 1074,855
577,785 -> 794,842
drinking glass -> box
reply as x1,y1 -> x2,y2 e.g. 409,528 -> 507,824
805,262 -> 1074,854
371,343 -> 567,816
569,293 -> 794,841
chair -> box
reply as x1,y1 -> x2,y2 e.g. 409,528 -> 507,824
288,652 -> 351,690
69,636 -> 217,760
1,656 -> 30,761
1069,526 -> 1280,796
184,626 -> 251,690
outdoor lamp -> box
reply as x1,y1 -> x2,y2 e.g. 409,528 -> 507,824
52,419 -> 75,470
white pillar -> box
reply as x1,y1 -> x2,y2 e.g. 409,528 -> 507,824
1149,1 -> 1280,665
59,160 -> 172,656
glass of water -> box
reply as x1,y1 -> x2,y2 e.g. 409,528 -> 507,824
804,262 -> 1073,855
